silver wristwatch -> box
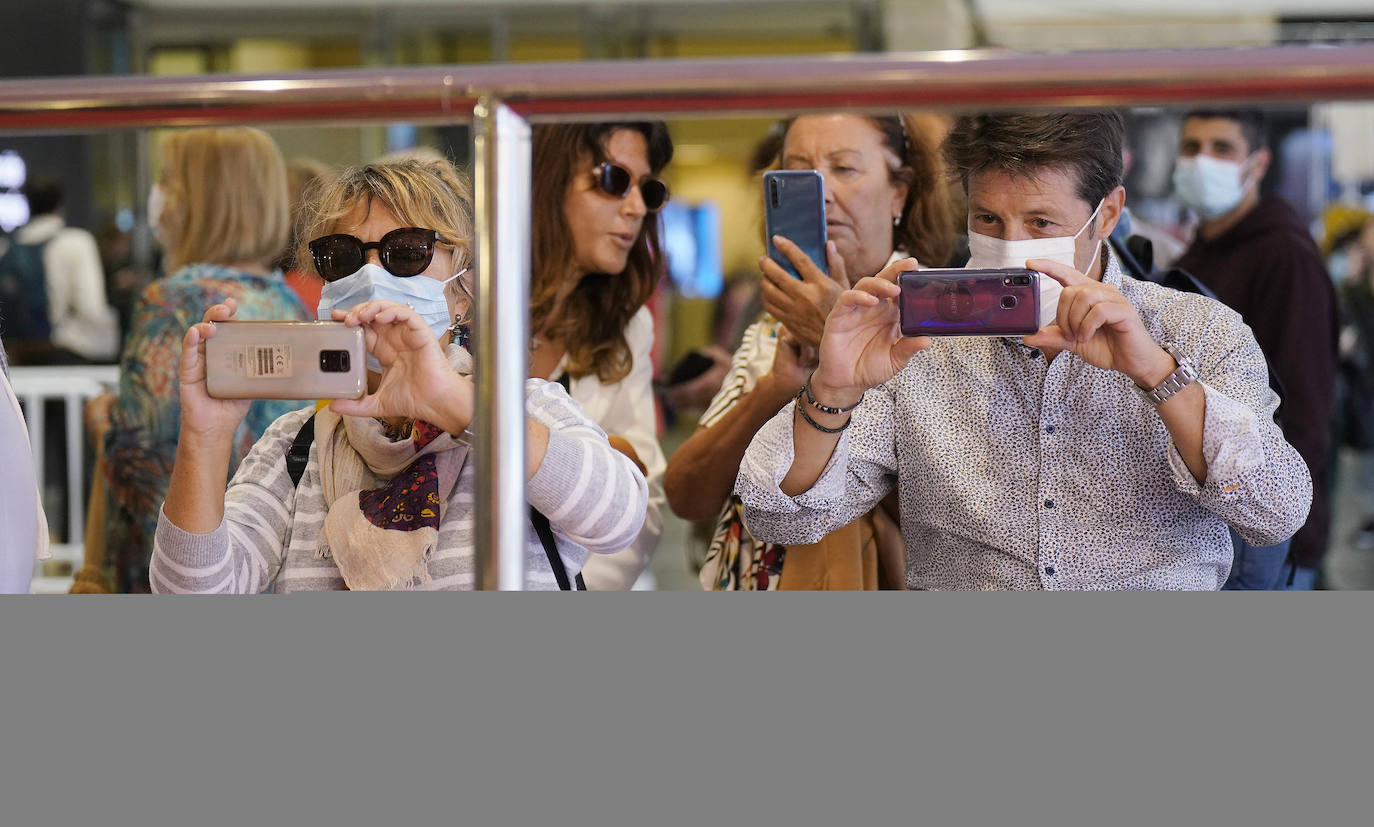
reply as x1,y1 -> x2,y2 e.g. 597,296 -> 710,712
1141,343 -> 1198,405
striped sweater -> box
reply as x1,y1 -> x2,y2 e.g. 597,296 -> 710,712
150,379 -> 649,592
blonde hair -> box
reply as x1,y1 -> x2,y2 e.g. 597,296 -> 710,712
276,157 -> 337,270
296,158 -> 474,308
157,127 -> 290,273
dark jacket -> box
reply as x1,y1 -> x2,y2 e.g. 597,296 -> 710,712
1177,196 -> 1338,570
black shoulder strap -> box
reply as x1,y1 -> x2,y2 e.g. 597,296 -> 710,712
531,506 -> 586,590
286,413 -> 316,488
287,411 -> 583,590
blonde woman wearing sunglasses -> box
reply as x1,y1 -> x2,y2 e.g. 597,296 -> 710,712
527,122 -> 675,589
148,158 -> 648,592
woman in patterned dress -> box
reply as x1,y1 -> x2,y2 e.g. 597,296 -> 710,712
90,127 -> 310,591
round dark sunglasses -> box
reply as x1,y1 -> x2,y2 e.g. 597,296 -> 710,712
593,162 -> 669,213
308,227 -> 446,282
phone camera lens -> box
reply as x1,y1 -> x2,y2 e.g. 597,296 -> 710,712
769,180 -> 781,209
1013,275 -> 1032,286
1000,295 -> 1018,310
319,350 -> 350,373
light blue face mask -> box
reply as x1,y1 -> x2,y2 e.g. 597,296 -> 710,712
316,262 -> 468,373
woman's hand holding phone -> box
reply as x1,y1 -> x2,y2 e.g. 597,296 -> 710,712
759,237 -> 849,349
179,299 -> 254,440
328,300 -> 474,434
811,257 -> 931,406
761,323 -> 819,402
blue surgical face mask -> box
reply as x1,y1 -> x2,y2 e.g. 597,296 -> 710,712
316,262 -> 467,373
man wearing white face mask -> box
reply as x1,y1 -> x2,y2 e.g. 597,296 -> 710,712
1174,109 -> 1338,590
735,112 -> 1311,590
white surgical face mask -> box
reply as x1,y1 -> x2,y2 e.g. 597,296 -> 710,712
316,263 -> 468,373
147,184 -> 167,245
965,199 -> 1104,327
1173,154 -> 1250,219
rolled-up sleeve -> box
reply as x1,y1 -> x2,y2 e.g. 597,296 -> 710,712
736,382 -> 897,546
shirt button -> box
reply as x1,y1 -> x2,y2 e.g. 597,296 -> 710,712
1045,566 -> 1056,576
1045,425 -> 1056,434
1044,499 -> 1054,508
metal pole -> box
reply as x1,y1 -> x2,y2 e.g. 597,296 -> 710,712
65,393 -> 83,548
472,97 -> 531,591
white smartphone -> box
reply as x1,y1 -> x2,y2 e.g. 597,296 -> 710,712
205,321 -> 366,400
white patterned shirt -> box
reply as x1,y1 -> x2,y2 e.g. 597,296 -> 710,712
736,249 -> 1312,590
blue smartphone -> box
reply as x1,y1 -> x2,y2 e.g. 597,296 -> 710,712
763,170 -> 828,279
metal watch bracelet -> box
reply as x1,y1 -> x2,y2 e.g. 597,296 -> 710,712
1141,343 -> 1199,406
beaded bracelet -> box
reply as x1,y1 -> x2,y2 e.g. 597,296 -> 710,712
801,373 -> 864,415
795,389 -> 851,434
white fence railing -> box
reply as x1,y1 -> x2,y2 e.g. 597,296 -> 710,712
10,365 -> 120,592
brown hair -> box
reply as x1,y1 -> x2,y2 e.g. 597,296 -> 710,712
157,127 -> 290,273
756,114 -> 957,267
945,112 -> 1125,210
530,122 -> 673,383
296,158 -> 474,312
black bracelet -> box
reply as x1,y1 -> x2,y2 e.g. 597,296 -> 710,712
802,373 -> 864,415
795,389 -> 851,434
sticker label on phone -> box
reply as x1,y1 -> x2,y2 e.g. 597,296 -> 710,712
245,344 -> 292,378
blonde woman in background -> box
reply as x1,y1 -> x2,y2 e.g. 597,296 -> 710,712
90,126 -> 310,592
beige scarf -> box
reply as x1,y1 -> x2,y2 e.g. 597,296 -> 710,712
314,345 -> 472,590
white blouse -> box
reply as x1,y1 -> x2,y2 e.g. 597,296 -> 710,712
549,305 -> 665,589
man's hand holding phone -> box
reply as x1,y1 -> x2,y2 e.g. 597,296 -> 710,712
810,257 -> 932,408
1022,257 -> 1175,390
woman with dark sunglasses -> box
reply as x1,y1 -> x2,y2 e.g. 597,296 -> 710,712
665,113 -> 960,590
147,158 -> 648,592
527,121 -> 674,590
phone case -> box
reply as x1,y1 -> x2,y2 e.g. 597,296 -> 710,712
898,268 -> 1041,337
763,170 -> 828,280
205,321 -> 366,400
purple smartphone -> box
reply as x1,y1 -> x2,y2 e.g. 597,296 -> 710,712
898,268 -> 1041,337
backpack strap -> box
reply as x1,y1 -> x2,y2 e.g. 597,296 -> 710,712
531,506 -> 585,590
286,413 -> 316,488
286,411 -> 582,590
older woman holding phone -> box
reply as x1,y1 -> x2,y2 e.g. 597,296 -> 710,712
149,158 -> 647,592
664,113 -> 957,590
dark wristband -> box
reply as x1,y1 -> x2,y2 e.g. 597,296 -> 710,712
795,389 -> 851,434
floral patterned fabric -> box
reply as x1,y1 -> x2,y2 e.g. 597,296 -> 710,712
104,263 -> 309,592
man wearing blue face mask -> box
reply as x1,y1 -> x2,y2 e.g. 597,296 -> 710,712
1174,109 -> 1338,590
735,111 -> 1311,590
